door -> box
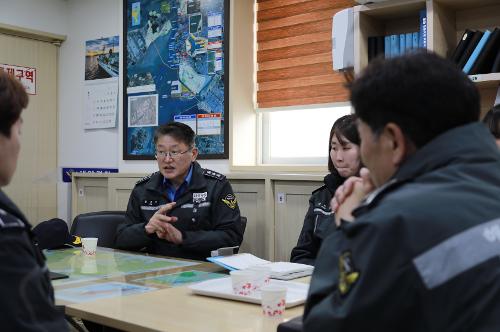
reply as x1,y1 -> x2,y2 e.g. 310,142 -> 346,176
0,32 -> 59,226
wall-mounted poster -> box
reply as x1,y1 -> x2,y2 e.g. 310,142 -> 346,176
123,0 -> 229,159
84,36 -> 119,129
85,36 -> 120,80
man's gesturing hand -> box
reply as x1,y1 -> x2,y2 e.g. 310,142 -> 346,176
145,203 -> 180,240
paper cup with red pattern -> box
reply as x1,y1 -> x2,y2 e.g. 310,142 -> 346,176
246,265 -> 271,290
81,237 -> 98,256
261,285 -> 287,317
230,270 -> 258,296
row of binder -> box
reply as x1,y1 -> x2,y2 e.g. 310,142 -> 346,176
367,32 -> 422,61
449,28 -> 500,75
367,9 -> 427,62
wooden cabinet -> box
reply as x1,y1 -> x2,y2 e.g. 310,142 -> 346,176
228,179 -> 267,259
354,0 -> 500,113
273,181 -> 321,262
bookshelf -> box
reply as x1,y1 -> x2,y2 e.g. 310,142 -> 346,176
353,0 -> 500,114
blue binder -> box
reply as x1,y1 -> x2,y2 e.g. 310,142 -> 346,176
463,30 -> 492,74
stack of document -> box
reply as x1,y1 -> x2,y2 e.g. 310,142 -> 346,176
207,253 -> 314,280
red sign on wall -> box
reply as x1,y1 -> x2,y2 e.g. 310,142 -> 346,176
0,63 -> 36,95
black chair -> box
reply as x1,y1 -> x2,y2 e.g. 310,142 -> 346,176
240,216 -> 247,235
70,211 -> 126,249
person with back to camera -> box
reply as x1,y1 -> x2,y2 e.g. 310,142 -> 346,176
303,52 -> 500,331
482,104 -> 500,148
0,70 -> 67,330
290,115 -> 361,265
115,121 -> 243,261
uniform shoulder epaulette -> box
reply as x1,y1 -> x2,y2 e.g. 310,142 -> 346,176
312,185 -> 327,195
203,169 -> 226,180
0,208 -> 25,230
136,172 -> 157,185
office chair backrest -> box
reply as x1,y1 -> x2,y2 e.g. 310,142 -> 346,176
70,211 -> 126,248
240,216 -> 247,235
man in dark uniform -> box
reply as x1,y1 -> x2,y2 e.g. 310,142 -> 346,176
304,52 -> 500,331
0,71 -> 67,330
115,122 -> 243,261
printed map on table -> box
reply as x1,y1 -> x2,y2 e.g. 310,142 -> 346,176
45,248 -> 197,284
56,282 -> 156,303
125,0 -> 227,158
134,270 -> 226,287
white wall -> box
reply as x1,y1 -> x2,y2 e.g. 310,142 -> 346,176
59,0 -> 121,169
57,0 -> 122,222
0,0 -> 68,35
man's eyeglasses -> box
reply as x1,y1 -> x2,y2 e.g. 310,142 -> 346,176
155,149 -> 191,160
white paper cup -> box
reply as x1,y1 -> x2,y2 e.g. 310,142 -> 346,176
230,270 -> 258,296
246,265 -> 271,290
81,237 -> 98,256
261,285 -> 287,317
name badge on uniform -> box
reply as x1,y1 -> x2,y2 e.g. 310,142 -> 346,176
140,200 -> 160,211
193,192 -> 208,203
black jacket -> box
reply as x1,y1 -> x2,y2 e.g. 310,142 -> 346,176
304,123 -> 500,332
0,190 -> 67,331
115,162 -> 243,260
290,173 -> 344,265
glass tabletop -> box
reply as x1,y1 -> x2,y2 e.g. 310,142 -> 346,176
47,247 -> 226,304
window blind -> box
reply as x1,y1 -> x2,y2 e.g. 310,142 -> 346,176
256,0 -> 355,108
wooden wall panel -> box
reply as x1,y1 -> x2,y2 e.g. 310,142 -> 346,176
258,9 -> 339,31
257,83 -> 348,103
258,73 -> 343,91
257,0 -> 354,22
258,62 -> 334,82
258,40 -> 331,62
257,19 -> 331,42
258,52 -> 331,71
256,0 -> 355,108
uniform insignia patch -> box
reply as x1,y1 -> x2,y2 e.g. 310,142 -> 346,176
338,251 -> 360,296
222,193 -> 237,209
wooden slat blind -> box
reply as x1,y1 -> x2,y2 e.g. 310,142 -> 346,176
257,0 -> 355,108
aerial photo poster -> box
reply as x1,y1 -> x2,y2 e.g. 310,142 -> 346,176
124,0 -> 229,159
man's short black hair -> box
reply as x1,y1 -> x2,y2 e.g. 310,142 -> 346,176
350,51 -> 480,148
154,121 -> 196,147
0,70 -> 28,137
328,114 -> 360,173
482,105 -> 500,139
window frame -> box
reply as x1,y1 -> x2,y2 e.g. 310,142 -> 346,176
258,103 -> 352,166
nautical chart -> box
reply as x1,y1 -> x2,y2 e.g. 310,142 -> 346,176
124,0 -> 228,159
45,247 -> 197,285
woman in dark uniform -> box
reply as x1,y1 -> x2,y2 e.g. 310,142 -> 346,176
290,115 -> 361,265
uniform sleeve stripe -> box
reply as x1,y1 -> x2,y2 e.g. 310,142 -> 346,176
313,208 -> 332,216
413,217 -> 500,289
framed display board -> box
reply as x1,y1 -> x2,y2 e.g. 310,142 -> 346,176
123,0 -> 229,160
